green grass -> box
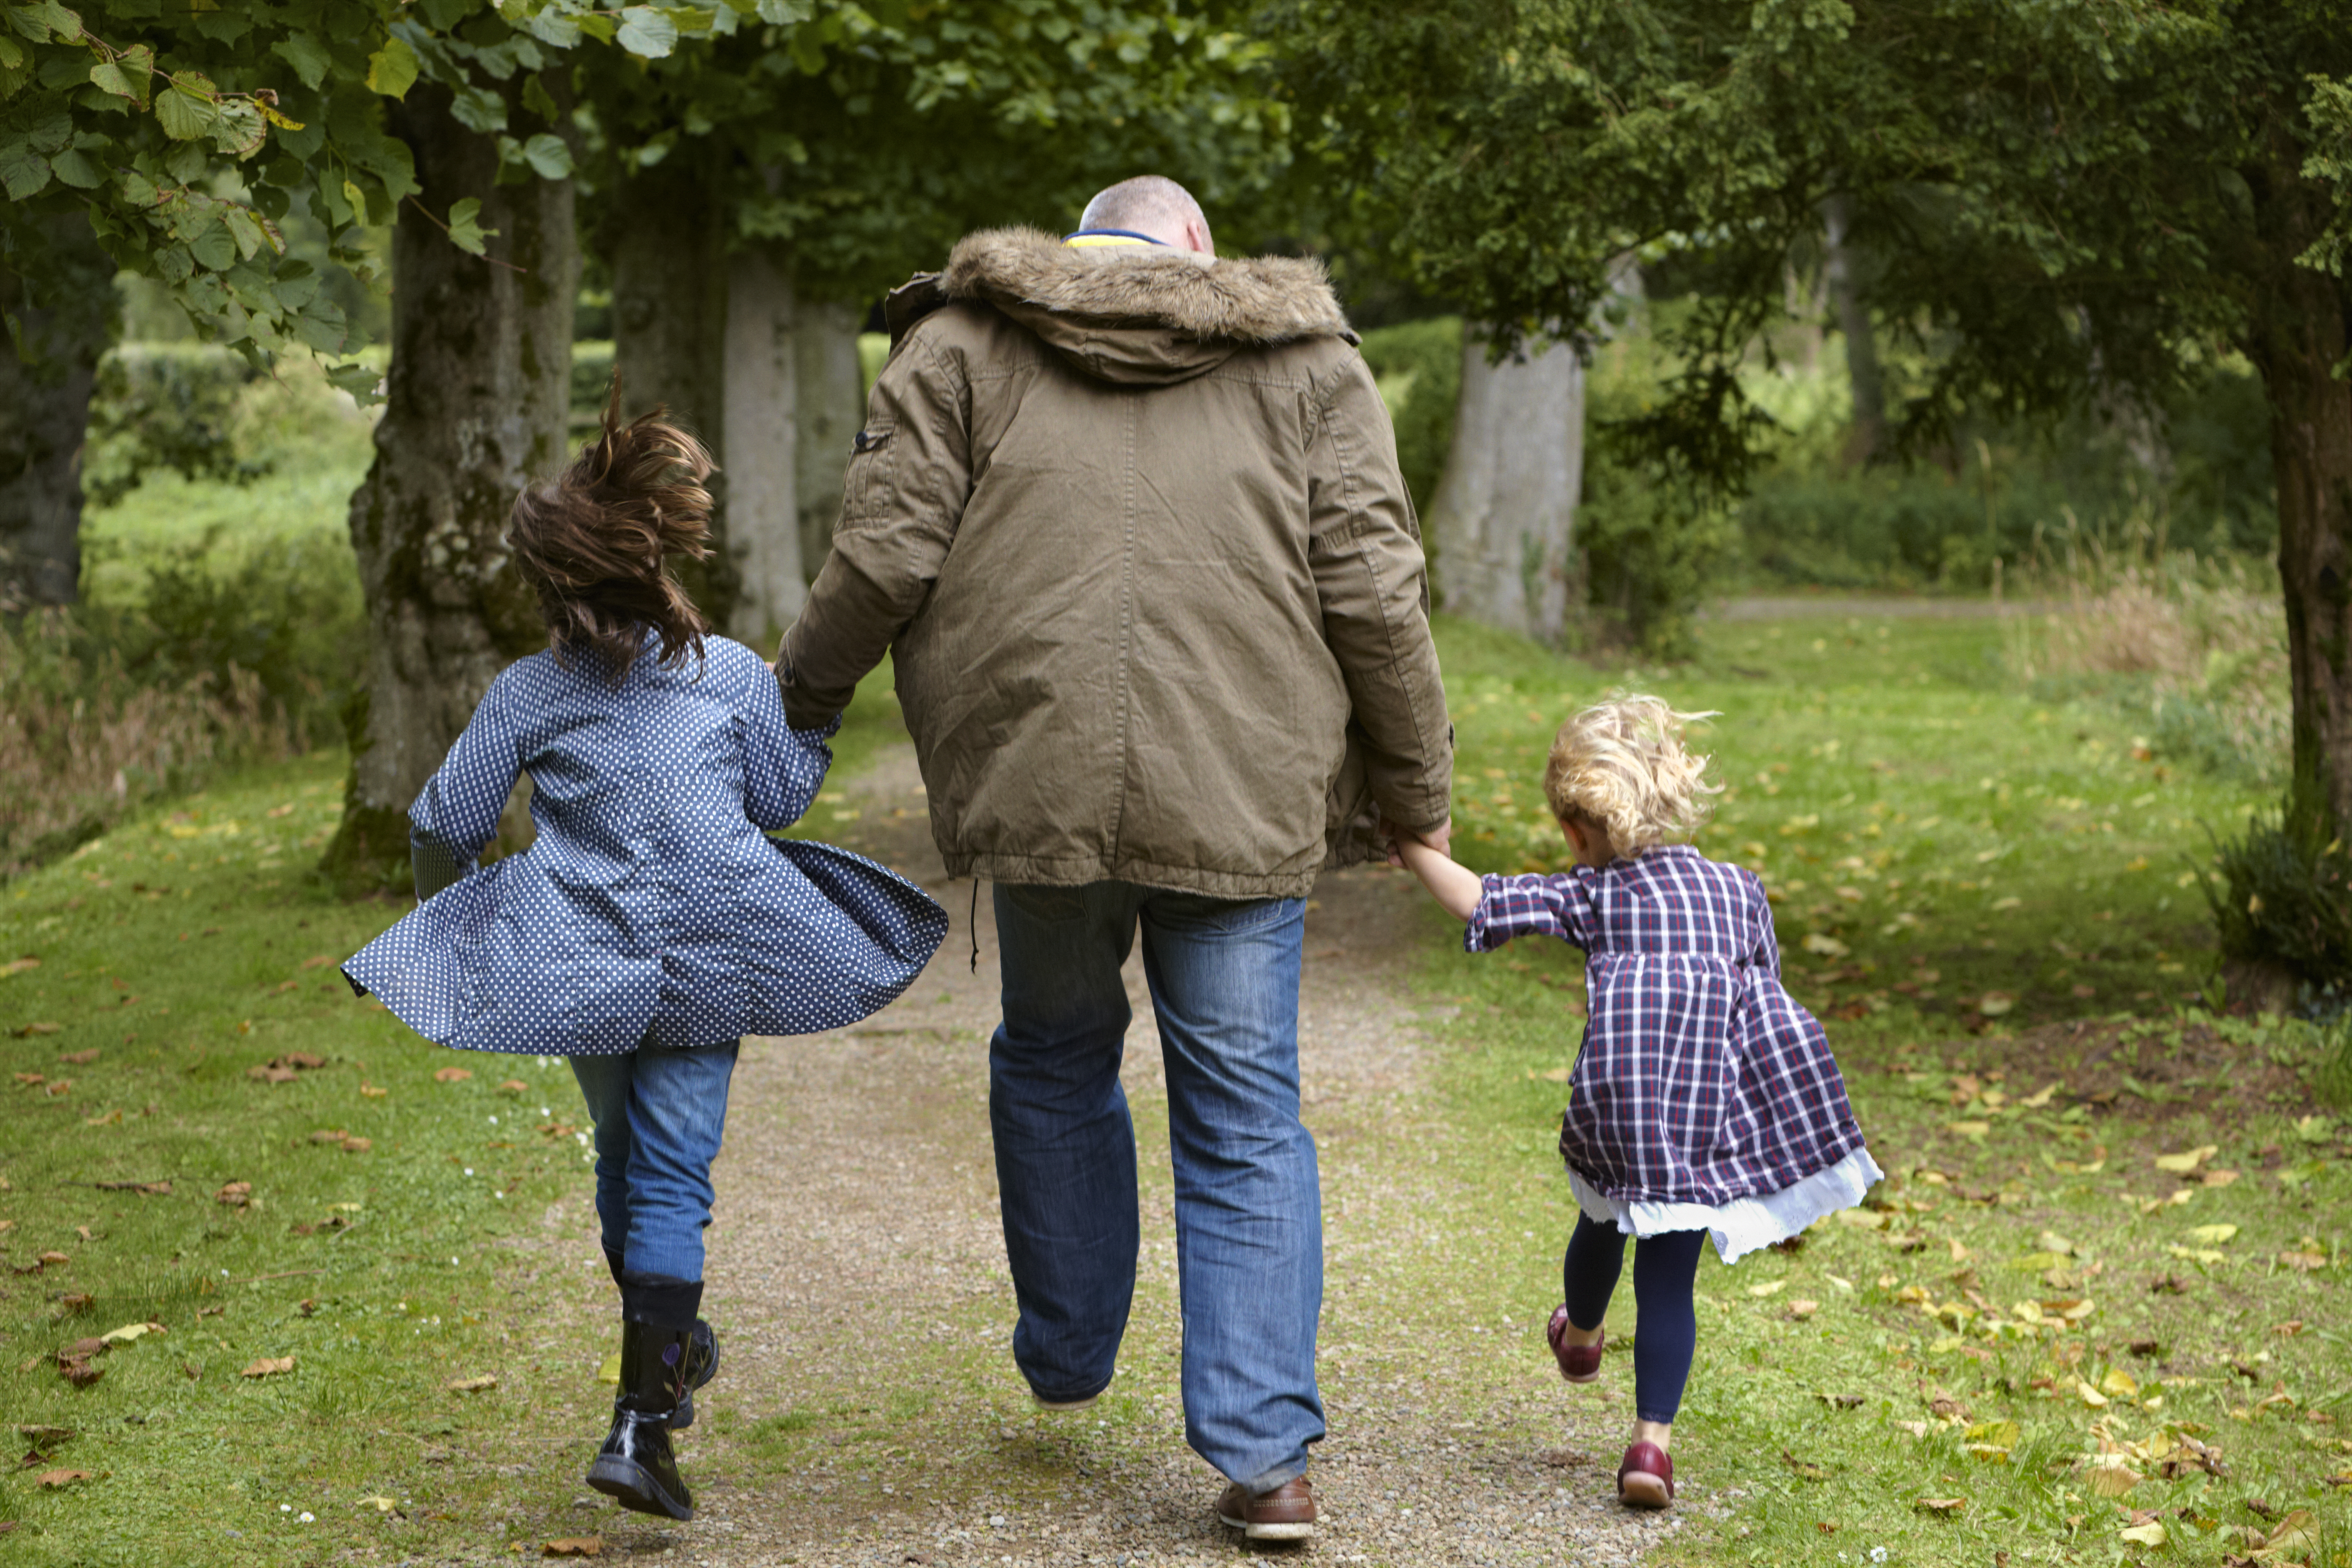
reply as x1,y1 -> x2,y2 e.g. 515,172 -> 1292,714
2,604 -> 2342,1566
1421,609 -> 2352,1567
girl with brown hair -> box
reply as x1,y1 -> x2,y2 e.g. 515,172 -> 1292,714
344,391 -> 946,1520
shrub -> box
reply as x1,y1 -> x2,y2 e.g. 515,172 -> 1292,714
1358,316 -> 1463,519
83,343 -> 268,508
2203,807 -> 2352,990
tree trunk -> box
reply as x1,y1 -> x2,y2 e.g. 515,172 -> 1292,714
0,214 -> 114,611
324,79 -> 578,891
2247,211 -> 2352,838
606,150 -> 736,629
794,297 -> 863,582
1822,193 -> 1885,464
721,243 -> 803,644
1427,329 -> 1583,645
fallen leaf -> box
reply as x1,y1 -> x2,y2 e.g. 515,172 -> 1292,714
1836,1208 -> 1888,1229
1748,1280 -> 1786,1296
1975,993 -> 2014,1016
2277,1249 -> 2326,1271
446,1375 -> 497,1393
92,1179 -> 169,1195
276,1052 -> 325,1070
2118,1520 -> 2167,1548
2154,1145 -> 2218,1173
542,1540 -> 603,1559
247,1064 -> 297,1084
434,1066 -> 473,1083
359,1083 -> 388,1098
2079,1380 -> 2110,1408
2038,1230 -> 2076,1256
2202,1168 -> 2239,1187
17,1425 -> 72,1449
340,1136 -> 371,1153
57,1048 -> 99,1066
308,1129 -> 349,1144
56,1358 -> 102,1389
1950,1120 -> 1992,1139
39,1251 -> 69,1266
2264,1508 -> 2319,1555
299,955 -> 336,970
1540,1065 -> 1571,1082
497,1079 -> 529,1092
44,1078 -> 71,1095
98,1322 -> 163,1345
2188,1223 -> 2238,1245
1802,934 -> 1850,957
2168,1246 -> 2224,1265
596,1352 -> 621,1385
0,957 -> 40,978
2272,1320 -> 2304,1336
34,1469 -> 92,1488
1788,1298 -> 1820,1320
1915,1496 -> 1968,1514
358,1495 -> 402,1512
215,1182 -> 251,1208
2018,1081 -> 2061,1109
15,1021 -> 62,1037
240,1356 -> 295,1378
2102,1367 -> 2140,1398
1782,1449 -> 1829,1480
2086,1457 -> 2139,1497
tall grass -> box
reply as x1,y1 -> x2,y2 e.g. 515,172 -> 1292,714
0,612 -> 290,872
2003,517 -> 2288,784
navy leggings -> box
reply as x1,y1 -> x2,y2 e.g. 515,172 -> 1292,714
1562,1215 -> 1706,1424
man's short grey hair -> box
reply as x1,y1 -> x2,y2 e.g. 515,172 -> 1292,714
1079,175 -> 1207,238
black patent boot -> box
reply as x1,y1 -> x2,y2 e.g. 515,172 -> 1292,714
603,1251 -> 717,1430
586,1320 -> 695,1520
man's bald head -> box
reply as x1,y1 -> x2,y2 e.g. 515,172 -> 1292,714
1078,175 -> 1215,256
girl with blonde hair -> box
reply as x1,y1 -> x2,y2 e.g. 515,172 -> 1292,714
1391,694 -> 1878,1511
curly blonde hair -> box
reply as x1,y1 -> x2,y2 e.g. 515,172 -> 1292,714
1541,693 -> 1721,854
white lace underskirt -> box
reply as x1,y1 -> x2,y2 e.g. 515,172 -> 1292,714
1567,1145 -> 1886,1266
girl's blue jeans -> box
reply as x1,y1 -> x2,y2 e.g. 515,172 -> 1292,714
989,880 -> 1325,1495
571,1041 -> 740,1286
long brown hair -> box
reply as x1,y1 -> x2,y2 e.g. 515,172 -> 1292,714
507,378 -> 715,686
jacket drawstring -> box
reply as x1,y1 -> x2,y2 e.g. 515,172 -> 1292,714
970,879 -> 982,975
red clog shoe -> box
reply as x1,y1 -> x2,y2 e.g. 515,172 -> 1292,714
1616,1440 -> 1674,1509
1546,1305 -> 1604,1383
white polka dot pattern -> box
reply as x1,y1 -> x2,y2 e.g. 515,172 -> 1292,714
341,636 -> 949,1055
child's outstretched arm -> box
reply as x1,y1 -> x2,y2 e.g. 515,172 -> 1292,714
1393,831 -> 1483,921
739,649 -> 834,832
410,672 -> 524,899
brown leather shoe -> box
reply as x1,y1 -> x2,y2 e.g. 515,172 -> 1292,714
1547,1306 -> 1604,1383
1216,1475 -> 1316,1541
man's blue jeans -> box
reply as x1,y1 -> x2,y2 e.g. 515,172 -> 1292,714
571,1042 -> 740,1284
990,881 -> 1324,1493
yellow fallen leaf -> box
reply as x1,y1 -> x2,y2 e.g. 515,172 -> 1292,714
2153,1145 -> 2218,1173
1748,1280 -> 1787,1296
240,1356 -> 295,1378
2187,1223 -> 2237,1245
2202,1168 -> 2238,1187
358,1495 -> 402,1513
1788,1298 -> 1820,1320
1836,1207 -> 1889,1229
2078,1380 -> 2110,1408
1914,1496 -> 1968,1514
542,1540 -> 603,1559
1950,1120 -> 1991,1139
2169,1246 -> 2225,1265
99,1321 -> 164,1344
1975,993 -> 2014,1015
2037,1230 -> 2075,1256
2086,1457 -> 2138,1497
2265,1509 -> 2320,1554
2117,1520 -> 2166,1548
2018,1081 -> 2061,1109
596,1352 -> 621,1385
2101,1367 -> 2139,1398
1801,934 -> 1850,958
446,1375 -> 498,1393
1540,1065 -> 1571,1082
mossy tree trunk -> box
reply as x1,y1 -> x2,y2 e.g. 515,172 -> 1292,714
323,80 -> 577,893
1427,329 -> 1584,646
2245,143 -> 2352,843
0,213 -> 114,611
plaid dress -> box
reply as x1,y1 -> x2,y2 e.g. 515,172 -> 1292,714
1467,845 -> 1872,1247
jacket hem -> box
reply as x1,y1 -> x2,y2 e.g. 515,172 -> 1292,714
940,849 -> 1318,902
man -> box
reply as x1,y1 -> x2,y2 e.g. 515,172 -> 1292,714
776,175 -> 1451,1542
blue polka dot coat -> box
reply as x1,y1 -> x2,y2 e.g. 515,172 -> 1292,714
342,637 -> 948,1056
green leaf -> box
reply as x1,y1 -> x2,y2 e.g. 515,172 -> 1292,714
0,35 -> 21,68
269,33 -> 332,91
444,195 -> 493,256
208,98 -> 266,159
615,5 -> 679,57
326,364 -> 385,407
0,138 -> 49,198
7,1 -> 80,43
366,36 -> 419,100
521,72 -> 560,125
518,131 -> 571,180
221,205 -> 269,259
448,83 -> 505,134
86,59 -> 133,101
754,0 -> 814,21
152,242 -> 193,285
188,222 -> 237,271
153,84 -> 216,140
291,296 -> 347,353
46,142 -> 96,186
527,9 -> 581,47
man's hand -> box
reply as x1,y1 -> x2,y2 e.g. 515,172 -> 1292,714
1408,815 -> 1452,858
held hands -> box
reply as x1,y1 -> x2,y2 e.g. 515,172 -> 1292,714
1381,814 -> 1482,922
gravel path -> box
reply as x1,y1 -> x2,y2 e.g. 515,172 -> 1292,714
539,745 -> 1695,1565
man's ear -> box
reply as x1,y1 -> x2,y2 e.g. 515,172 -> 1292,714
1182,214 -> 1216,257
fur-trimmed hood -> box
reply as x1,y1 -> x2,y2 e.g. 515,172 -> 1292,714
887,227 -> 1354,386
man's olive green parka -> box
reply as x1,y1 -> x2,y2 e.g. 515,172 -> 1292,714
777,227 -> 1452,901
